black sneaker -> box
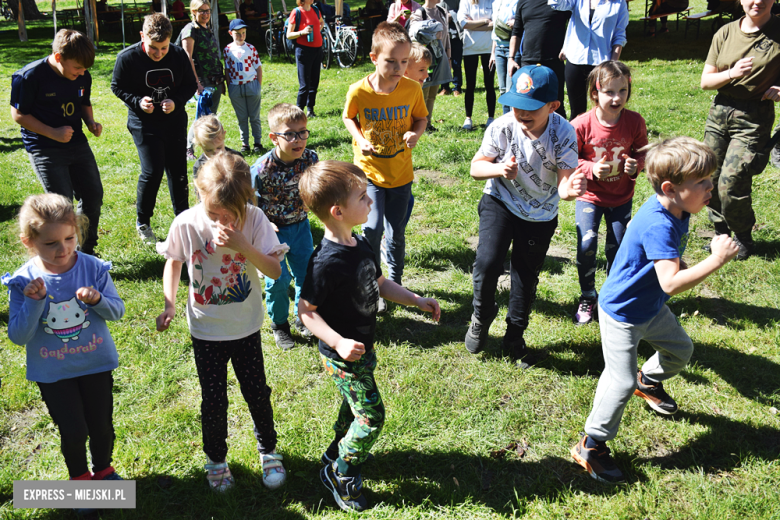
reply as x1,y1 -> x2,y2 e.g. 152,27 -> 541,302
294,318 -> 313,338
306,108 -> 316,119
320,462 -> 368,512
634,371 -> 678,415
571,435 -> 626,484
465,314 -> 490,354
271,322 -> 295,351
733,232 -> 754,261
240,144 -> 251,154
508,339 -> 544,370
253,143 -> 266,155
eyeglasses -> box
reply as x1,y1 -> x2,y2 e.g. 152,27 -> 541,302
196,8 -> 211,13
273,130 -> 310,142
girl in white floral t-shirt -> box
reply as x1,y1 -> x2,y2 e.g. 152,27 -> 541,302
155,152 -> 289,493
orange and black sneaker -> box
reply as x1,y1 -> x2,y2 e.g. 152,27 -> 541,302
571,435 -> 626,484
634,371 -> 678,415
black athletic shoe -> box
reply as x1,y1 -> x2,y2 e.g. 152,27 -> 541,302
571,435 -> 626,484
271,321 -> 295,351
320,462 -> 368,512
634,371 -> 678,415
733,232 -> 755,261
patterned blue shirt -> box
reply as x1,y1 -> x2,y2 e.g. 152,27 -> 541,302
250,148 -> 318,227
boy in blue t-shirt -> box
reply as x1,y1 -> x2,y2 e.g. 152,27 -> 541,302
571,137 -> 739,484
10,29 -> 104,255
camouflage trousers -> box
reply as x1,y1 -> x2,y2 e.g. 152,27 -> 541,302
321,350 -> 385,473
703,95 -> 775,235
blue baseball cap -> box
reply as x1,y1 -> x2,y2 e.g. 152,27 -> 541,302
498,64 -> 559,111
229,19 -> 248,31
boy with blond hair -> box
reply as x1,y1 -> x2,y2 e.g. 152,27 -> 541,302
571,137 -> 739,484
343,21 -> 428,312
298,160 -> 440,512
251,103 -> 318,350
11,29 -> 104,255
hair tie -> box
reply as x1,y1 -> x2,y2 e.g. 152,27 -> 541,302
595,80 -> 601,90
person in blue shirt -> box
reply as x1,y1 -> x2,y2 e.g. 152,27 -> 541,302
548,0 -> 628,119
570,137 -> 739,484
3,194 -> 125,483
10,29 -> 104,256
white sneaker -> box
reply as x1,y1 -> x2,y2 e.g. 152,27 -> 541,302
260,451 -> 286,490
486,117 -> 495,128
136,223 -> 157,244
462,117 -> 473,131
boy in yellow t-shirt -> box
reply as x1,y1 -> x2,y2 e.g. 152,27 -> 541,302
343,21 -> 428,310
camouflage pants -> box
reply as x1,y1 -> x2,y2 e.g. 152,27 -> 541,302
703,95 -> 774,235
321,351 -> 385,473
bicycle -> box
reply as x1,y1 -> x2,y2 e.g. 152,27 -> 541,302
320,15 -> 359,69
1,0 -> 14,21
264,11 -> 294,63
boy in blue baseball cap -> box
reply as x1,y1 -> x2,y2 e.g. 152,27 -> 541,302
464,64 -> 587,367
224,18 -> 265,154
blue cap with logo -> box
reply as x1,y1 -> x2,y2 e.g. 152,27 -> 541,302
229,19 -> 248,31
498,64 -> 559,111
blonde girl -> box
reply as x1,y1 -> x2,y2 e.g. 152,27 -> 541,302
155,152 -> 288,492
4,194 -> 125,483
191,115 -> 243,181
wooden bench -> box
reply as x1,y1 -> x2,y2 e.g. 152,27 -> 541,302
640,8 -> 691,33
684,1 -> 737,37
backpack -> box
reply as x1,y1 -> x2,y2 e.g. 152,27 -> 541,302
285,4 -> 322,45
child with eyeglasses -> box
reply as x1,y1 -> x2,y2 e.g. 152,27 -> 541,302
249,103 -> 318,350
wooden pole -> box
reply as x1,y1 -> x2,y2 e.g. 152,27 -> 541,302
91,0 -> 98,43
17,0 -> 27,41
52,0 -> 57,36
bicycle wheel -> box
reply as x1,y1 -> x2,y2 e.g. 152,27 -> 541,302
265,28 -> 274,60
321,28 -> 333,69
337,30 -> 358,68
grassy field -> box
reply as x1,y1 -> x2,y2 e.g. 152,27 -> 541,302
1,4 -> 780,519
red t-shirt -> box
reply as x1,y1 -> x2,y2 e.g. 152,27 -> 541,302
289,6 -> 323,48
572,108 -> 648,208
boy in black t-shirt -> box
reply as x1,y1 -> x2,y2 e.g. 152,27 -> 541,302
10,29 -> 104,255
111,13 -> 197,244
298,160 -> 440,513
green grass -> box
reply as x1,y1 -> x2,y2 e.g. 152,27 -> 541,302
2,5 -> 780,519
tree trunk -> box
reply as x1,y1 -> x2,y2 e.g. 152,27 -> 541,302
10,0 -> 44,20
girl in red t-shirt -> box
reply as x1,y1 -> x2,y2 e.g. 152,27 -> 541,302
287,0 -> 324,118
570,60 -> 647,325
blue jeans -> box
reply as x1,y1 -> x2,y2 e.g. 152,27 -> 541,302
187,79 -> 223,149
295,45 -> 323,109
27,141 -> 103,254
575,199 -> 632,295
363,180 -> 412,285
265,218 -> 314,325
494,43 -> 511,115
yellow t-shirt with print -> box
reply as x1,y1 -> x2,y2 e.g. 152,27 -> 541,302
343,76 -> 428,188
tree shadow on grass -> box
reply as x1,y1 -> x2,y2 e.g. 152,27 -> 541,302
109,256 -> 168,282
670,295 -> 780,329
0,137 -> 25,155
681,342 -> 780,406
412,242 -> 568,277
754,238 -> 780,261
636,411 -> 780,474
0,203 -> 22,223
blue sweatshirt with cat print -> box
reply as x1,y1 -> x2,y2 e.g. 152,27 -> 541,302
3,253 -> 124,383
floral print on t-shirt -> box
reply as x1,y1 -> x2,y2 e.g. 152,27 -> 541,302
191,241 -> 253,305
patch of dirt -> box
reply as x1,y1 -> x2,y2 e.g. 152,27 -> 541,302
697,228 -> 716,239
415,169 -> 459,187
466,236 -> 480,251
546,245 -> 573,262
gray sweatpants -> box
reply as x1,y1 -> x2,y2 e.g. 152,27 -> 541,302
584,304 -> 694,442
227,81 -> 262,147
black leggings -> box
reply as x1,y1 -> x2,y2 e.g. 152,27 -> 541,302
463,53 -> 496,119
192,331 -> 277,462
565,62 -> 595,120
37,371 -> 115,478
